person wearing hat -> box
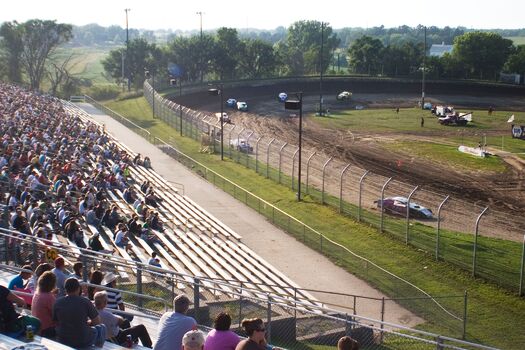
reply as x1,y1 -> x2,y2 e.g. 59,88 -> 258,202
101,272 -> 125,311
52,256 -> 67,297
182,330 -> 205,350
154,294 -> 197,350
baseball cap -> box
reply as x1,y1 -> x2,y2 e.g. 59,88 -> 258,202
182,330 -> 205,348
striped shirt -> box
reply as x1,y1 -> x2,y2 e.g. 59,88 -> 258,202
105,288 -> 123,309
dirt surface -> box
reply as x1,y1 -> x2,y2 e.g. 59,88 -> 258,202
172,79 -> 525,241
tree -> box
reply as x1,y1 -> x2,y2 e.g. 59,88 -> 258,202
212,28 -> 242,80
0,21 -> 23,83
102,38 -> 163,89
347,35 -> 384,74
165,34 -> 215,82
277,20 -> 339,75
504,45 -> 525,74
238,39 -> 278,79
18,20 -> 73,90
453,31 -> 513,80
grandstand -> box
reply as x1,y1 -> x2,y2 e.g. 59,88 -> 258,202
0,83 -> 499,349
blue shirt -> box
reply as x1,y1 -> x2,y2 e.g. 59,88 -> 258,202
8,275 -> 24,290
154,312 -> 196,350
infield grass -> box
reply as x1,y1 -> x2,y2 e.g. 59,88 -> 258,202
104,96 -> 525,349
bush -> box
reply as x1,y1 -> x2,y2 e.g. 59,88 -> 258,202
86,85 -> 121,101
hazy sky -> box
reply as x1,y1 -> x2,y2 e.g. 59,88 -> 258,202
2,0 -> 524,31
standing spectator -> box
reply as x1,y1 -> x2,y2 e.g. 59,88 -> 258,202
154,295 -> 197,350
204,312 -> 240,350
8,264 -> 32,290
235,318 -> 276,350
0,283 -> 40,335
337,336 -> 360,350
183,330 -> 205,350
53,278 -> 106,348
94,291 -> 153,348
52,257 -> 67,297
31,271 -> 57,338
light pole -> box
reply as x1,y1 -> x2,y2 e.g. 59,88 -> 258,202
208,84 -> 224,160
125,8 -> 131,92
179,79 -> 183,136
319,22 -> 324,116
196,11 -> 204,82
421,25 -> 427,109
145,69 -> 155,118
284,92 -> 303,201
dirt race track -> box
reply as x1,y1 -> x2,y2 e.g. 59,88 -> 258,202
170,78 -> 525,241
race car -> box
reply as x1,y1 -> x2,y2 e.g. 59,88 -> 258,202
336,91 -> 352,101
226,98 -> 237,108
236,101 -> 248,111
278,92 -> 288,102
375,196 -> 433,219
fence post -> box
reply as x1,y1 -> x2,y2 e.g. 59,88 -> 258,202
266,139 -> 275,179
321,157 -> 333,204
136,264 -> 143,308
436,196 -> 450,261
380,297 -> 385,343
245,131 -> 254,168
237,128 -> 245,163
278,143 -> 288,184
436,336 -> 444,350
380,177 -> 393,233
291,148 -> 299,191
339,164 -> 351,213
266,295 -> 272,345
255,137 -> 263,174
406,185 -> 419,244
358,170 -> 370,222
228,125 -> 237,159
238,282 -> 243,328
306,152 -> 317,194
31,237 -> 38,267
193,278 -> 200,323
472,207 -> 489,277
81,255 -> 88,282
519,235 -> 525,297
462,290 -> 468,339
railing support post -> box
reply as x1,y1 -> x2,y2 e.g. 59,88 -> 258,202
266,295 -> 272,345
339,164 -> 351,213
472,207 -> 489,277
193,278 -> 200,323
462,290 -> 468,340
380,177 -> 393,233
436,196 -> 450,261
406,185 -> 419,244
136,264 -> 143,308
358,171 -> 370,222
321,157 -> 333,204
306,152 -> 316,194
519,234 -> 525,296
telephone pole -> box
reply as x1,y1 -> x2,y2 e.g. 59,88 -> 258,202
125,8 -> 131,92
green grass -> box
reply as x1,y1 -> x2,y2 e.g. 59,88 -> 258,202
384,141 -> 507,172
104,96 -> 525,349
51,46 -> 113,84
505,36 -> 525,45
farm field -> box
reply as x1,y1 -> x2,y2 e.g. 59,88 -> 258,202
52,45 -> 114,84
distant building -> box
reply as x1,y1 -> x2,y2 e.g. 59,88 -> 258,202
429,42 -> 454,57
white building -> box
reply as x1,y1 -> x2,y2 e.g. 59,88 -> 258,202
429,42 -> 454,57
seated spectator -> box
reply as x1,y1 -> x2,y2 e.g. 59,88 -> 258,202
89,232 -> 114,254
53,278 -> 106,348
337,336 -> 360,350
88,270 -> 104,300
68,261 -> 84,281
0,283 -> 40,336
235,318 -> 273,350
8,264 -> 32,290
141,224 -> 163,246
94,291 -> 152,348
101,272 -> 130,320
154,294 -> 197,350
148,252 -> 162,268
52,256 -> 67,297
143,157 -> 151,168
114,225 -> 132,252
204,312 -> 240,350
27,262 -> 53,293
183,330 -> 205,350
31,271 -> 57,338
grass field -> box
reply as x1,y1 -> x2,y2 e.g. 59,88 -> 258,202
506,36 -> 525,45
104,96 -> 525,349
51,46 -> 114,85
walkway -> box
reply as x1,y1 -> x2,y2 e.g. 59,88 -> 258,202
76,103 -> 422,326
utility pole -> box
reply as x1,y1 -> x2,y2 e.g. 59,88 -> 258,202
319,22 -> 324,116
421,25 -> 426,109
196,11 -> 204,82
125,8 -> 131,92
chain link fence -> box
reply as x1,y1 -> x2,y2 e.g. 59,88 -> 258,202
139,83 -> 525,297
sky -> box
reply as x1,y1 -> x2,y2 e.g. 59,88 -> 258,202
1,0 -> 524,31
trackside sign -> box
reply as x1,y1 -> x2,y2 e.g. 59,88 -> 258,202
511,125 -> 525,139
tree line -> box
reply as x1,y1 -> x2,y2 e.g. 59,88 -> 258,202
1,19 -> 525,96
